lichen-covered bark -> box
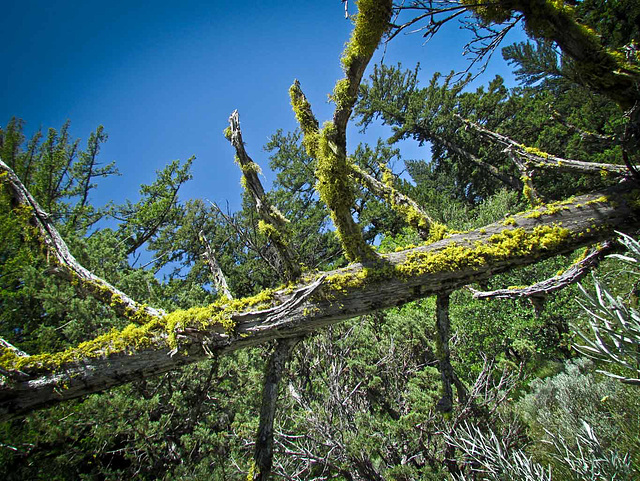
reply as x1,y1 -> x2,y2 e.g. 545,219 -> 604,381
0,158 -> 164,324
1,183 -> 639,420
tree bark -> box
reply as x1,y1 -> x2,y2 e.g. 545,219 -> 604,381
1,183 -> 639,420
253,338 -> 299,481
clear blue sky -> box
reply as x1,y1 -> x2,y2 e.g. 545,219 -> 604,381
1,0 -> 527,213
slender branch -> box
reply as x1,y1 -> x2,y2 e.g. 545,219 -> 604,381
469,240 -> 615,300
208,200 -> 280,275
459,116 -> 634,177
350,163 -> 434,240
504,146 -> 543,206
0,158 -> 164,323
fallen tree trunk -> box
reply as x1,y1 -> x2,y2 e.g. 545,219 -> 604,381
0,184 -> 638,419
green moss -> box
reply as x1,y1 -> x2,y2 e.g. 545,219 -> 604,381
340,0 -> 392,73
426,222 -> 449,243
223,126 -> 232,140
0,288 -> 278,373
0,318 -> 164,373
322,224 -> 573,299
502,217 -> 518,226
397,225 -> 572,278
522,197 -> 576,219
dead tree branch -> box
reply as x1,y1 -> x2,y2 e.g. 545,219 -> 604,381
459,116 -> 633,178
469,240 -> 615,300
1,182 -> 637,420
199,230 -> 233,300
226,110 -> 302,281
0,158 -> 164,323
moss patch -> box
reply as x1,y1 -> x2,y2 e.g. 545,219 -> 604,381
0,288 -> 278,373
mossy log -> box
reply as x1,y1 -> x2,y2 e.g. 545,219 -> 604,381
1,183 -> 639,420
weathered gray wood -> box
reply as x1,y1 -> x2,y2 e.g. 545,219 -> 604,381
1,183 -> 639,420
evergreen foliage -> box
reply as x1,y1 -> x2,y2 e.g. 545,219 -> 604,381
1,1 -> 640,479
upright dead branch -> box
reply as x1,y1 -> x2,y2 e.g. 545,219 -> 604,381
225,110 -> 307,478
199,230 -> 233,300
0,158 -> 164,324
226,110 -> 302,282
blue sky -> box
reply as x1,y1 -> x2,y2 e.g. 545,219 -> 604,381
1,0 -> 527,214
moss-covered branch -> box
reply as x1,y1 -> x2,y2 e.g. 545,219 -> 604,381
288,1 -> 393,262
1,183 -> 639,419
351,163 -> 436,240
463,0 -> 640,110
0,158 -> 164,325
469,240 -> 615,300
458,116 -> 633,178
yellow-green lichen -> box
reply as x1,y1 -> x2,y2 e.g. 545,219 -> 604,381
0,288 -> 279,373
524,146 -> 551,159
461,0 -> 512,24
396,225 -> 572,278
223,126 -> 232,140
289,80 -> 320,157
340,0 -> 392,73
316,122 -> 375,262
379,163 -> 433,237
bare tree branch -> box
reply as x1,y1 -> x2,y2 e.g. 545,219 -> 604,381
469,240 -> 615,300
459,116 -> 634,177
199,230 -> 233,300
